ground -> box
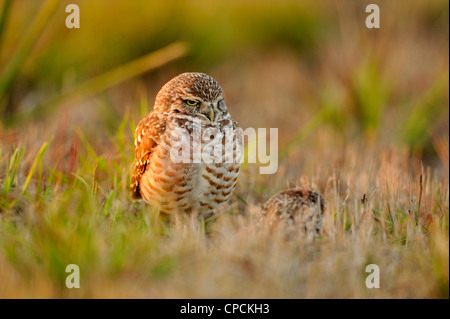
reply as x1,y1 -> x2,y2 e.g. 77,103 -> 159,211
0,0 -> 448,298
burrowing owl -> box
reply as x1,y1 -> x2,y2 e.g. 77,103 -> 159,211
131,72 -> 242,217
259,188 -> 326,238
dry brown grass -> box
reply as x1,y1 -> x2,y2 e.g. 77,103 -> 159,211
0,0 -> 448,299
0,135 -> 448,298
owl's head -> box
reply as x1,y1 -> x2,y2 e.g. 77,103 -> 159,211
154,72 -> 229,122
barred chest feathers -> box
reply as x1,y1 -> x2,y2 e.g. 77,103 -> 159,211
139,113 -> 242,216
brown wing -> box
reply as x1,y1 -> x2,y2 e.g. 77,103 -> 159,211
131,111 -> 166,199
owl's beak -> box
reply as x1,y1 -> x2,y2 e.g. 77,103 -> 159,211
208,106 -> 215,122
202,104 -> 215,122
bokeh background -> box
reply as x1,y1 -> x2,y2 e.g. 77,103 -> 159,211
1,0 -> 448,161
0,0 -> 448,298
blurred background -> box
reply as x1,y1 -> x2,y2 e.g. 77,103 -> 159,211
0,0 -> 448,171
0,0 -> 448,299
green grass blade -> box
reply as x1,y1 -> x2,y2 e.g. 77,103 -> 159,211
0,0 -> 12,54
0,0 -> 60,108
20,142 -> 49,197
3,147 -> 23,195
5,142 -> 49,209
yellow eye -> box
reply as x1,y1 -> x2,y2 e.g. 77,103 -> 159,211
186,100 -> 198,106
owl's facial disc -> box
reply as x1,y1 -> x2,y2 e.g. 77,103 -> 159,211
180,95 -> 226,122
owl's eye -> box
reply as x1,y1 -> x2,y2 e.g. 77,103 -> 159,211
218,99 -> 227,111
186,100 -> 198,106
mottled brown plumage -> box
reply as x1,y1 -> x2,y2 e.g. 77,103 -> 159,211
259,188 -> 326,238
131,73 -> 242,217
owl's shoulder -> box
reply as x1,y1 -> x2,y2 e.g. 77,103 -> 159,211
135,110 -> 167,146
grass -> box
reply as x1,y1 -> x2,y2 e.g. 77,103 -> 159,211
5,41 -> 189,127
0,0 -> 448,298
0,0 -> 59,108
0,126 -> 448,298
